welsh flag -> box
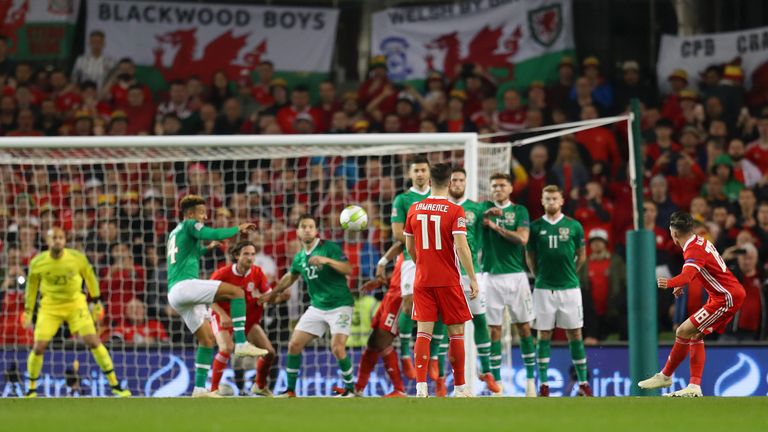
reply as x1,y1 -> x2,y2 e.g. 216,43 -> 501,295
0,0 -> 79,61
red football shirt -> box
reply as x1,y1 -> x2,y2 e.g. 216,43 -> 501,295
680,235 -> 746,307
403,196 -> 467,288
210,264 -> 271,323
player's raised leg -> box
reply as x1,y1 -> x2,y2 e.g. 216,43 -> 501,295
208,311 -> 234,394
213,283 -> 267,358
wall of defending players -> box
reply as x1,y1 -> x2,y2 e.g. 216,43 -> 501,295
2,346 -> 767,397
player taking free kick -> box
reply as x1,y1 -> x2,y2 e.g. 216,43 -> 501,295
404,163 -> 479,398
167,195 -> 267,398
638,212 -> 746,397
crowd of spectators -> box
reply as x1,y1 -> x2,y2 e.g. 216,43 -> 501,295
1,30 -> 767,347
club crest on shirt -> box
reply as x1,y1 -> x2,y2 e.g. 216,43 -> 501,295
558,227 -> 570,241
466,212 -> 476,225
498,212 -> 515,227
246,282 -> 255,294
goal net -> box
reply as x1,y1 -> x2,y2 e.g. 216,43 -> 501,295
0,133 -> 516,397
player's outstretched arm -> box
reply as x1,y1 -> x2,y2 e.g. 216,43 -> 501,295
191,222 -> 256,241
260,272 -> 299,304
308,255 -> 353,275
455,234 -> 478,299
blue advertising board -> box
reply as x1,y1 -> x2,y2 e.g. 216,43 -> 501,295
2,346 -> 766,397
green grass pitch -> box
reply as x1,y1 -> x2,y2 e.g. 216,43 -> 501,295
2,397 -> 766,432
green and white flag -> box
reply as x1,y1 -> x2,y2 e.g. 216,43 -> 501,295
371,0 -> 574,86
1,0 -> 80,61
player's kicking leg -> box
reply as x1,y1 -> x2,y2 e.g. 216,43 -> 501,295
639,318 -> 703,396
248,324 -> 277,397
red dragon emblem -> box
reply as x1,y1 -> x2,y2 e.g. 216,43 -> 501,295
425,25 -> 522,80
0,0 -> 30,53
152,28 -> 267,84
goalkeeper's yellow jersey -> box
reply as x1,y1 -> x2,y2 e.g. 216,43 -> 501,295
25,248 -> 100,311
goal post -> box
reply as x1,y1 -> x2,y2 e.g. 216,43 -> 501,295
0,132 -> 510,397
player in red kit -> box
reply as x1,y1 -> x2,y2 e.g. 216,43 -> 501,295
403,163 -> 479,398
639,212 -> 746,397
354,251 -> 407,397
209,241 -> 290,396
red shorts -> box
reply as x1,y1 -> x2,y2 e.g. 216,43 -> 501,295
689,298 -> 741,335
412,284 -> 472,325
371,288 -> 402,335
211,311 -> 261,336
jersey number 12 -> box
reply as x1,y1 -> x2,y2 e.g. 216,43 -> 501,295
416,214 -> 442,250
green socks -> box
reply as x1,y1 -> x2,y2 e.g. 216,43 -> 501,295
520,335 -> 537,380
337,356 -> 355,391
569,339 -> 588,384
286,353 -> 302,392
473,314 -> 491,374
230,298 -> 247,344
398,313 -> 414,357
490,340 -> 502,381
537,339 -> 551,386
194,346 -> 215,389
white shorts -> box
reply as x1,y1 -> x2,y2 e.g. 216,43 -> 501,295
400,259 -> 416,296
485,273 -> 534,326
294,305 -> 354,337
532,288 -> 583,330
461,274 -> 487,315
168,279 -> 221,332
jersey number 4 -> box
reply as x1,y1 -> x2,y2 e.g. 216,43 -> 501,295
168,235 -> 179,264
416,214 -> 442,250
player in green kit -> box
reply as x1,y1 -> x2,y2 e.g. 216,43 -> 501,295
449,167 -> 501,394
262,214 -> 356,397
481,173 -> 537,397
390,155 -> 430,379
527,185 -> 592,397
167,195 -> 267,398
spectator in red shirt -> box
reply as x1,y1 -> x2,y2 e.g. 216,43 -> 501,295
394,94 -> 420,133
646,118 -> 681,162
314,80 -> 340,132
109,298 -> 169,345
497,89 -> 526,131
726,243 -> 767,340
583,228 -> 627,343
643,200 -> 677,260
746,115 -> 768,175
104,58 -> 152,109
470,94 -> 499,130
572,180 -> 613,238
574,104 -> 621,175
124,84 -> 155,135
358,55 -> 396,116
661,68 -> 688,124
442,90 -> 477,133
276,85 -> 321,134
664,154 -> 706,210
6,108 -> 42,136
100,243 -> 145,325
251,60 -> 275,107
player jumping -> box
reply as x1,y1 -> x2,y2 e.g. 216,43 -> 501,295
527,185 -> 592,397
262,214 -> 356,397
404,163 -> 479,398
639,212 -> 746,397
23,227 -> 131,397
209,240 -> 290,396
167,195 -> 267,398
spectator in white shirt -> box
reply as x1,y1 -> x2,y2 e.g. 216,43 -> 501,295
71,30 -> 115,91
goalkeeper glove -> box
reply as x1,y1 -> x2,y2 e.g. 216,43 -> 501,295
89,298 -> 105,322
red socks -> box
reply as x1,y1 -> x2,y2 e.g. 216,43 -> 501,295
449,334 -> 466,386
210,351 -> 230,392
381,346 -> 405,393
254,355 -> 273,389
689,339 -> 705,386
355,348 -> 380,393
661,337 -> 690,377
414,332 -> 432,383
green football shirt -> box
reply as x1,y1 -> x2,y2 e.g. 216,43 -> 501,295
480,201 -> 530,274
456,197 -> 482,275
527,214 -> 585,290
167,219 -> 239,290
391,186 -> 430,261
290,239 -> 354,310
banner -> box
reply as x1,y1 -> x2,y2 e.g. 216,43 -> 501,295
0,0 -> 79,60
371,0 -> 575,84
657,25 -> 768,93
85,0 -> 339,83
3,346 -> 767,397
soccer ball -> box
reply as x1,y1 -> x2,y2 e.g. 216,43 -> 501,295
340,205 -> 368,231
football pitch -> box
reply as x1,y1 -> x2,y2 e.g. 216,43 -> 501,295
2,398 -> 767,432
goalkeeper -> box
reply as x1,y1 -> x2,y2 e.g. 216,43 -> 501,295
23,227 -> 131,397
